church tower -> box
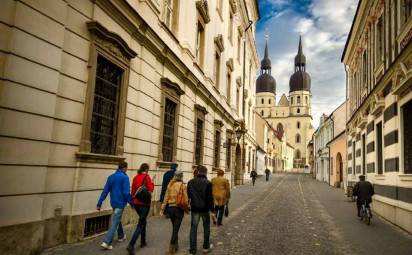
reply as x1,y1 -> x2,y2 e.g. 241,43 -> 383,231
289,36 -> 312,116
255,40 -> 276,118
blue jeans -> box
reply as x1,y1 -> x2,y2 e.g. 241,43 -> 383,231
103,208 -> 125,244
128,205 -> 150,248
189,212 -> 210,254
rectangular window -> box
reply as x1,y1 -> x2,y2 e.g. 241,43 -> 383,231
226,136 -> 232,170
228,11 -> 233,42
213,129 -> 221,168
362,134 -> 366,175
90,55 -> 123,155
403,100 -> 412,173
194,118 -> 204,165
227,72 -> 232,102
352,141 -> 356,175
237,34 -> 241,62
196,21 -> 205,67
162,98 -> 177,162
214,52 -> 221,88
236,87 -> 240,113
376,122 -> 383,174
376,17 -> 384,64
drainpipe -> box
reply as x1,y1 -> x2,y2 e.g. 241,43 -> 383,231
344,64 -> 349,191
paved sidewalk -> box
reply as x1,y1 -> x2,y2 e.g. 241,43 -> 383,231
42,176 -> 276,255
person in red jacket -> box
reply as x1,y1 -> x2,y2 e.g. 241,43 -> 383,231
126,163 -> 154,255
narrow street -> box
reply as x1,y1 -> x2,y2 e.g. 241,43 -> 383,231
43,174 -> 412,255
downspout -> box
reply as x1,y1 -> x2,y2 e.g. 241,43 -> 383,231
344,64 -> 349,191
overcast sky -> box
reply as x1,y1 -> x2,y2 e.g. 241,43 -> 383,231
255,0 -> 358,128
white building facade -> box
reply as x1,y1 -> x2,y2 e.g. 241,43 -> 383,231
0,0 -> 260,253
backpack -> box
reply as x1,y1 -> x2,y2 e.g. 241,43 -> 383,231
134,175 -> 152,204
176,183 -> 189,212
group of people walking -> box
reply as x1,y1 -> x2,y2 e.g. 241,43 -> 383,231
97,162 -> 230,255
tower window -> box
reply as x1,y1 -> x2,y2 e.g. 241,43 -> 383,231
261,98 -> 264,104
297,96 -> 301,104
296,134 -> 301,143
305,96 -> 308,104
269,99 -> 271,104
291,97 -> 294,105
297,108 -> 300,114
297,122 -> 300,129
261,110 -> 264,116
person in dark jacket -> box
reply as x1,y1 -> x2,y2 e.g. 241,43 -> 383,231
353,175 -> 374,217
160,163 -> 178,217
265,168 -> 271,182
127,163 -> 154,255
187,165 -> 214,254
97,161 -> 132,250
250,169 -> 258,186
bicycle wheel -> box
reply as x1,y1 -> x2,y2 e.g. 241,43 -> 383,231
366,210 -> 371,225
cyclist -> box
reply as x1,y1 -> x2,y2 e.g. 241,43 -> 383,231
353,175 -> 374,218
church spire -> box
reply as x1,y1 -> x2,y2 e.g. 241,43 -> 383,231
294,35 -> 306,71
261,38 -> 271,74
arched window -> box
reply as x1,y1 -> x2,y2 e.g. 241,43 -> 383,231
291,97 -> 294,105
269,99 -> 271,104
261,110 -> 264,116
295,149 -> 301,159
277,123 -> 283,133
296,134 -> 301,143
297,96 -> 301,104
297,108 -> 300,114
261,98 -> 264,104
297,122 -> 300,129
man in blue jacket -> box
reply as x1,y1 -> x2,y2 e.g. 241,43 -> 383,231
97,161 -> 132,250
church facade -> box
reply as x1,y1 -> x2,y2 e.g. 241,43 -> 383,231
255,37 -> 314,169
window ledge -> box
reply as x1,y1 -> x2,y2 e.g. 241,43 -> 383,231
76,152 -> 125,164
374,174 -> 386,180
399,174 -> 412,181
157,160 -> 177,169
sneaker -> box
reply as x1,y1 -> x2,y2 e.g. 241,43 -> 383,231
126,245 -> 135,255
203,244 -> 213,253
118,234 -> 126,242
101,242 -> 113,250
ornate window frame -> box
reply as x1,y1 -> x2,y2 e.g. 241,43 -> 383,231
213,119 -> 224,170
158,77 -> 185,168
77,21 -> 137,163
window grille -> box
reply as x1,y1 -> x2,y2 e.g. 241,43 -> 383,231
162,98 -> 177,162
213,130 -> 221,168
84,215 -> 110,237
195,118 -> 204,165
403,100 -> 412,173
90,55 -> 123,155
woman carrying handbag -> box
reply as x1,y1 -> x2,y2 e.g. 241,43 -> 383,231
160,171 -> 189,254
126,163 -> 154,255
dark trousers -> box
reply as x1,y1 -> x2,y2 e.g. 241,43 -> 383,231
169,206 -> 184,245
214,206 -> 224,225
266,175 -> 269,181
356,200 -> 371,217
252,177 -> 256,186
128,205 -> 150,248
190,212 -> 210,254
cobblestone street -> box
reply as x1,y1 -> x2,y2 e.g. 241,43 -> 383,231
42,174 -> 412,255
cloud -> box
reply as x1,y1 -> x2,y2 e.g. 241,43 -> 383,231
256,0 -> 358,128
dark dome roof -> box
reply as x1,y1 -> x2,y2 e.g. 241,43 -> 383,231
256,73 -> 276,94
289,71 -> 311,92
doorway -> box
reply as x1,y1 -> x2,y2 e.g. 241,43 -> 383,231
336,153 -> 343,188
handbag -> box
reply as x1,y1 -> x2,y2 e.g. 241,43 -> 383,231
224,202 -> 229,217
176,183 -> 189,212
134,175 -> 152,204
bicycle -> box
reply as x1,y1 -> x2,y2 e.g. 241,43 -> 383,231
360,201 -> 371,225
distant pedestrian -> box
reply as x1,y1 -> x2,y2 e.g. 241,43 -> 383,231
250,169 -> 258,186
211,169 -> 230,226
265,168 -> 271,182
353,175 -> 374,218
127,163 -> 154,255
160,171 -> 188,254
97,161 -> 131,250
188,165 -> 214,254
160,163 -> 178,217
